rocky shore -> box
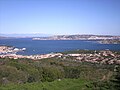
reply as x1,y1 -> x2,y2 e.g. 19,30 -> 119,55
98,39 -> 120,44
0,45 -> 26,54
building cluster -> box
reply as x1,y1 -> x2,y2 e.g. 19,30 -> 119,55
66,50 -> 120,64
26,53 -> 63,60
88,36 -> 114,40
0,52 -> 63,60
32,35 -> 120,40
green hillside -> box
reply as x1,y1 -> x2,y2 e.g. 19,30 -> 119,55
0,79 -> 91,90
0,51 -> 120,90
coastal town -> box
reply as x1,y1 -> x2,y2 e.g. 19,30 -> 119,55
32,35 -> 120,40
0,45 -> 120,65
66,50 -> 120,64
32,35 -> 120,44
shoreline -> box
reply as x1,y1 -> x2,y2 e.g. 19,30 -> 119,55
0,45 -> 120,65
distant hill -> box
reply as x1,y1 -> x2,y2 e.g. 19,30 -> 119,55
0,36 -> 13,39
1,34 -> 120,40
32,34 -> 120,40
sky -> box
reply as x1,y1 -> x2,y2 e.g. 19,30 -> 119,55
0,0 -> 120,35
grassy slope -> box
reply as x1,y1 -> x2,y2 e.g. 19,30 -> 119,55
0,79 -> 91,90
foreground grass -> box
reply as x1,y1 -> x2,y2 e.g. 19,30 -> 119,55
0,79 -> 91,90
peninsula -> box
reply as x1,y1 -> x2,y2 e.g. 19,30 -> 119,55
32,35 -> 120,44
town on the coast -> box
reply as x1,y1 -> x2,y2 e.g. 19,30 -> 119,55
0,45 -> 120,65
32,35 -> 120,44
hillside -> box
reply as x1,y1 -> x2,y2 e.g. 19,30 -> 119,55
0,79 -> 91,90
0,50 -> 120,90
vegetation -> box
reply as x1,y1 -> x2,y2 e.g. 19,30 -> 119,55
0,79 -> 91,90
0,51 -> 120,90
62,49 -> 96,54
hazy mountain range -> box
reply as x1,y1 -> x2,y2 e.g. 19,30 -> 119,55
0,33 -> 52,38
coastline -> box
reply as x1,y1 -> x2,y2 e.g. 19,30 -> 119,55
0,45 -> 120,65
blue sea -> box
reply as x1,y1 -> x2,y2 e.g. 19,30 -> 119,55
0,38 -> 120,55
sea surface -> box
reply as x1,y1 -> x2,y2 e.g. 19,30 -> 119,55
0,38 -> 120,55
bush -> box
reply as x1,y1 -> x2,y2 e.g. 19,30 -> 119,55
0,65 -> 27,84
42,66 -> 64,82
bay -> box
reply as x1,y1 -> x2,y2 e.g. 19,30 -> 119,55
0,38 -> 120,55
